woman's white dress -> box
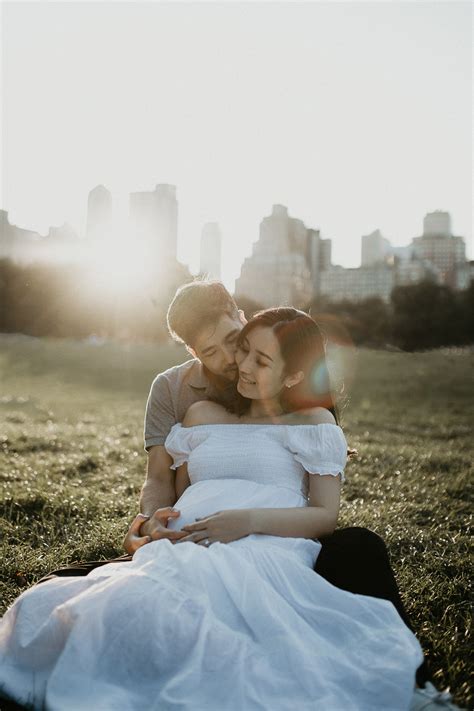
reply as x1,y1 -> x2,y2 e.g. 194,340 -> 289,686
0,424 -> 423,711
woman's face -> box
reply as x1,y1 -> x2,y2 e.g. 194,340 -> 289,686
235,326 -> 289,401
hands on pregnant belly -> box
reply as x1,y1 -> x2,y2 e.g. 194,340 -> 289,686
166,480 -> 254,546
178,508 -> 253,546
165,479 -> 307,546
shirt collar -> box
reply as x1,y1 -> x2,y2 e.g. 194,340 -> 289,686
187,360 -> 211,390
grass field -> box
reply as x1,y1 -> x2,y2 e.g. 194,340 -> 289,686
0,334 -> 472,707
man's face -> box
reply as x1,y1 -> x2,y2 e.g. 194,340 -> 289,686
191,313 -> 245,380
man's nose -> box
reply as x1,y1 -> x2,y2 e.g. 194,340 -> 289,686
222,346 -> 236,365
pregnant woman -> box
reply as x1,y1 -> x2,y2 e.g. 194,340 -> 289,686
0,308 -> 423,710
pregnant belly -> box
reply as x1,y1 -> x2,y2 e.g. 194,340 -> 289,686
167,478 -> 305,530
167,479 -> 320,567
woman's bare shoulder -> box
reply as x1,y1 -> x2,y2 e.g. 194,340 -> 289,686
282,407 -> 337,426
182,400 -> 236,427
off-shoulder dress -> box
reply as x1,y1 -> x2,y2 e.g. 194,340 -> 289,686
0,423 -> 422,710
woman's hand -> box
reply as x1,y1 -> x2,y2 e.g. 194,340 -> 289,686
177,509 -> 253,546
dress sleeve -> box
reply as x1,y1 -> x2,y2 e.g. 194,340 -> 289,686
164,424 -> 194,470
287,424 -> 347,482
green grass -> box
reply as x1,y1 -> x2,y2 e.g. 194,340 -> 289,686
0,335 -> 472,707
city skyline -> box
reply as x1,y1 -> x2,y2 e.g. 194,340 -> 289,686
2,190 -> 470,303
1,185 -> 468,268
2,1 -> 472,291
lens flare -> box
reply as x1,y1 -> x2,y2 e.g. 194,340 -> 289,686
309,310 -> 357,406
310,360 -> 330,394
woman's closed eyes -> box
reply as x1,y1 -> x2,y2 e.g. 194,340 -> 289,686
238,344 -> 269,368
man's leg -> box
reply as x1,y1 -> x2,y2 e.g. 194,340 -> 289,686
36,554 -> 132,584
315,526 -> 430,687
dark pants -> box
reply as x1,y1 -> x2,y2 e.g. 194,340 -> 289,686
315,527 -> 429,686
25,528 -> 428,687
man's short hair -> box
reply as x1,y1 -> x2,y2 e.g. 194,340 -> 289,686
167,279 -> 240,347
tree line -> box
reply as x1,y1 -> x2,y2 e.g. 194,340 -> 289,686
0,259 -> 190,343
237,284 -> 474,351
1,258 -> 473,350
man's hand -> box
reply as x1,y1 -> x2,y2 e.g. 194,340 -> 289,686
123,507 -> 188,554
123,513 -> 152,554
140,507 -> 188,542
177,509 -> 253,546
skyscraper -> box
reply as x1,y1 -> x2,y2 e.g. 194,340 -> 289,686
319,239 -> 332,272
86,185 -> 113,243
129,184 -> 178,267
412,211 -> 465,286
235,205 -> 313,308
423,211 -> 451,238
200,223 -> 222,279
361,229 -> 392,266
306,229 -> 332,298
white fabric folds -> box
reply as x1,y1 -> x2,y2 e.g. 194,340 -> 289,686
0,423 -> 422,710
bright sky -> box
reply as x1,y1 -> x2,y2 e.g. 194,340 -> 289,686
1,0 -> 472,290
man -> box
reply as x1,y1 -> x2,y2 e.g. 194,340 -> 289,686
124,279 -> 245,552
40,279 -> 457,711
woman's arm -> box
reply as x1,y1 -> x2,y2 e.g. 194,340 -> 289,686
180,474 -> 341,544
249,474 -> 341,539
176,462 -> 191,499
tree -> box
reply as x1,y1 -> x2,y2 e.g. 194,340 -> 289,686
307,296 -> 391,347
391,281 -> 461,350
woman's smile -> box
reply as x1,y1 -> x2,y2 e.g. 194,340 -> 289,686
238,373 -> 256,386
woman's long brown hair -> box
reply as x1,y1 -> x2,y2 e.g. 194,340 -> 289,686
225,307 -> 339,423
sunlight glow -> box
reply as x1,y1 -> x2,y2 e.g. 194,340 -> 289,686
2,2 -> 471,293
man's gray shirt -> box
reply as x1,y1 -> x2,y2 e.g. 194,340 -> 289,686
144,359 -> 218,450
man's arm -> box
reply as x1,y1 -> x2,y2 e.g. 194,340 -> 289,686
123,446 -> 186,552
123,371 -> 187,554
140,445 -> 176,517
139,445 -> 182,539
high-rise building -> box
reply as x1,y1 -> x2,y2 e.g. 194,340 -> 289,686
361,229 -> 392,266
412,212 -> 465,286
454,261 -> 474,290
320,264 -> 396,303
0,210 -> 80,264
129,184 -> 178,266
86,185 -> 113,243
200,223 -> 222,279
319,239 -> 332,271
306,229 -> 331,298
423,211 -> 451,237
306,228 -> 321,282
235,205 -> 314,308
0,210 -> 38,262
394,255 -> 440,286
391,245 -> 414,261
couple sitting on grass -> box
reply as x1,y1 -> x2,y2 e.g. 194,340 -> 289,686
0,281 -> 461,710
